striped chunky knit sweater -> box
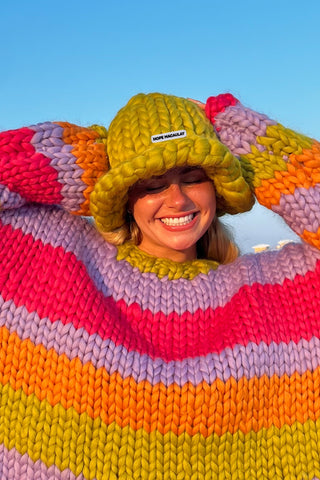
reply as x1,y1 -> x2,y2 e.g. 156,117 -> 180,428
1,97 -> 320,479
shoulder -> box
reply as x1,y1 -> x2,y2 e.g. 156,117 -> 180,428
212,241 -> 320,298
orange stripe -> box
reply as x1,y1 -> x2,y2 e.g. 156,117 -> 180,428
56,122 -> 107,215
255,141 -> 320,209
1,326 -> 320,437
301,226 -> 320,250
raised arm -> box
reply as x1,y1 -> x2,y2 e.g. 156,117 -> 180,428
0,121 -> 108,216
204,94 -> 320,249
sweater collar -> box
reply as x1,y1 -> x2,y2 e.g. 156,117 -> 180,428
116,242 -> 219,280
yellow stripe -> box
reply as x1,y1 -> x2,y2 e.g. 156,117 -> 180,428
243,124 -> 315,189
254,139 -> 320,208
2,326 -> 320,439
1,382 -> 320,480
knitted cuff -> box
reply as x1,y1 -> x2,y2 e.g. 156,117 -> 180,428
205,94 -> 239,126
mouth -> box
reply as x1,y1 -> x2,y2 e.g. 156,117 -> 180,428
159,213 -> 197,226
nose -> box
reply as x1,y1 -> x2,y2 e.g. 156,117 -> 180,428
165,183 -> 190,208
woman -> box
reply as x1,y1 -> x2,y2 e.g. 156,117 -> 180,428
0,92 -> 319,479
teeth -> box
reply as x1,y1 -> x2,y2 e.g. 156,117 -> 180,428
160,214 -> 194,226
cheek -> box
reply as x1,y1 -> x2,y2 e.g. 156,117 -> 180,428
132,196 -> 159,225
193,184 -> 216,214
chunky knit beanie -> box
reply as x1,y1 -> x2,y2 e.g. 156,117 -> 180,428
90,93 -> 254,232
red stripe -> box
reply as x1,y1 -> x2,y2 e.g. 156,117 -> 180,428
1,221 -> 320,361
0,127 -> 63,203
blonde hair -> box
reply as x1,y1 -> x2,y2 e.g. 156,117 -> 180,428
99,215 -> 238,265
196,218 -> 239,264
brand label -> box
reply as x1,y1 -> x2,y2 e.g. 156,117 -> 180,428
151,130 -> 186,143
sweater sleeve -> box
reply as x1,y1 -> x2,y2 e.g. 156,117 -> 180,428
0,121 -> 108,216
205,94 -> 320,249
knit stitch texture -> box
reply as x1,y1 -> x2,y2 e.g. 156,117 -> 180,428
1,98 -> 320,479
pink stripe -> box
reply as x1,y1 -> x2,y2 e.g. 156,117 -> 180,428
0,127 -> 63,204
1,221 -> 320,361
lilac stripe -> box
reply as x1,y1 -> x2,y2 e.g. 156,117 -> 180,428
30,122 -> 88,212
272,185 -> 320,235
73,240 -> 320,314
0,183 -> 25,210
1,205 -> 320,316
214,104 -> 277,156
0,444 -> 86,480
2,294 -> 320,387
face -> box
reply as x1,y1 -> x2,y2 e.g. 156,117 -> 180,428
129,167 -> 216,262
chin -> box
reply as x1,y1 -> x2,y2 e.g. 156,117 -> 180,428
167,236 -> 197,249
166,241 -> 196,253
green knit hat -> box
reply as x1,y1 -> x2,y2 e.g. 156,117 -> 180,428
90,93 -> 254,232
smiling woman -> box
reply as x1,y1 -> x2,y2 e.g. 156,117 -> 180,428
128,166 -> 216,262
92,93 -> 249,266
1,92 -> 320,479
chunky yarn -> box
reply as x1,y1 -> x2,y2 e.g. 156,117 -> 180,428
1,93 -> 320,479
0,121 -> 108,215
209,93 -> 320,250
90,93 -> 254,233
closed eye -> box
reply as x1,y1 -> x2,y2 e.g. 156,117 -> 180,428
145,183 -> 167,193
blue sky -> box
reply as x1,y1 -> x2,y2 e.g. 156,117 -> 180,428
1,0 -> 319,252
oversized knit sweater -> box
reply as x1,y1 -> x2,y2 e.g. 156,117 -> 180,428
1,97 -> 320,479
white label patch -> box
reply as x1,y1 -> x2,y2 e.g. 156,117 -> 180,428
151,130 -> 186,143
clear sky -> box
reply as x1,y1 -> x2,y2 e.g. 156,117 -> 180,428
1,0 -> 319,252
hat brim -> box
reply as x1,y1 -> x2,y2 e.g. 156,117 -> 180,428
90,135 -> 254,232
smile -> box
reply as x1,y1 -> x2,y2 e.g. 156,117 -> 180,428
160,213 -> 195,226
